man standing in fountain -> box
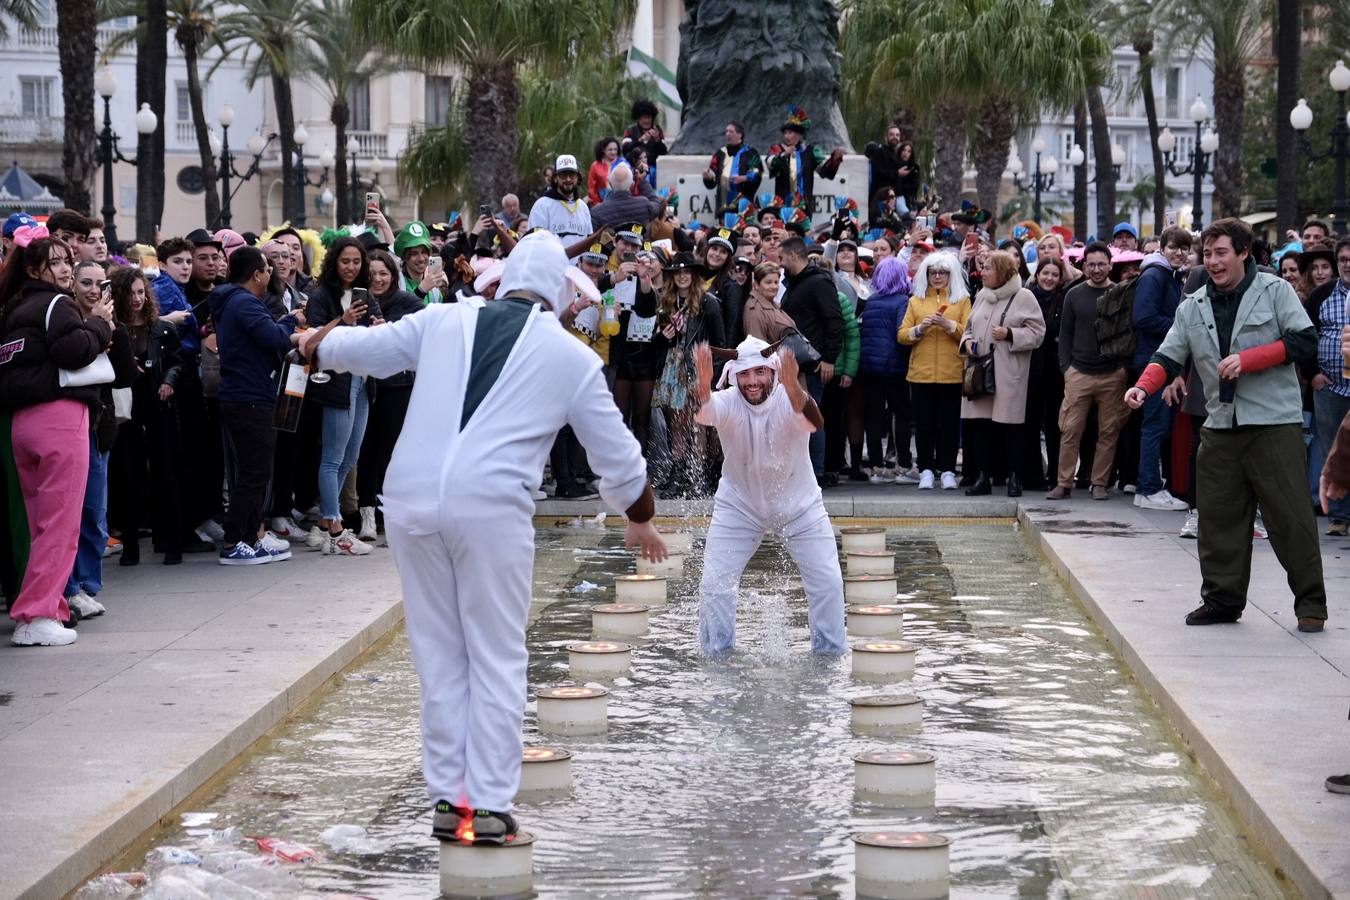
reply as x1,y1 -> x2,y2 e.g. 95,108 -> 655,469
691,337 -> 846,654
299,231 -> 668,845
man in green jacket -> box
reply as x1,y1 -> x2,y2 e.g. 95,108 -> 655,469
1125,218 -> 1327,632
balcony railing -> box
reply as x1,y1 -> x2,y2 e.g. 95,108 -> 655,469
8,25 -> 130,50
347,131 -> 387,157
0,115 -> 62,143
175,120 -> 196,144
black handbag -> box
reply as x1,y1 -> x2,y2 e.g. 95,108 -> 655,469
961,297 -> 1013,399
780,329 -> 822,372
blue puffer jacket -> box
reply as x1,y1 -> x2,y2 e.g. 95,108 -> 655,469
858,289 -> 911,377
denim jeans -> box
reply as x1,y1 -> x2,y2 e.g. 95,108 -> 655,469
1135,390 -> 1173,497
319,377 -> 369,521
805,372 -> 825,475
65,432 -> 108,598
1313,388 -> 1350,522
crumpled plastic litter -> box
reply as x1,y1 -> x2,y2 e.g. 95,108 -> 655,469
180,812 -> 218,828
571,580 -> 600,593
319,824 -> 384,854
73,873 -> 142,899
146,846 -> 202,870
139,863 -> 295,900
198,850 -> 279,875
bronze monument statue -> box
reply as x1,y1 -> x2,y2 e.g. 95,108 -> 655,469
671,0 -> 853,155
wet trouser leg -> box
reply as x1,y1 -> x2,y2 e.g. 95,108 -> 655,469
779,503 -> 847,654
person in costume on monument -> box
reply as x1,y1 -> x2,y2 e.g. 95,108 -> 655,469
691,337 -> 847,655
297,230 -> 667,846
622,99 -> 668,188
767,107 -> 844,217
702,122 -> 762,214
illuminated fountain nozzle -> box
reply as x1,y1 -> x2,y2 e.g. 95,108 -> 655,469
850,693 -> 924,734
852,831 -> 950,900
853,750 -> 936,806
567,640 -> 633,679
591,603 -> 650,638
636,553 -> 685,578
614,574 -> 667,607
655,526 -> 693,554
846,549 -> 896,576
440,830 -> 536,897
516,746 -> 572,797
839,526 -> 886,553
847,605 -> 904,638
535,684 -> 609,735
845,574 -> 899,604
851,640 -> 917,681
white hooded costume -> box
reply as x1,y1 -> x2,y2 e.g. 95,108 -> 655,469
694,337 -> 846,654
315,231 -> 649,812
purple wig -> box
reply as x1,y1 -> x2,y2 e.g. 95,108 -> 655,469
870,255 -> 911,296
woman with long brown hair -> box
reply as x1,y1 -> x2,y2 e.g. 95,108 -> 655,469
0,230 -> 113,645
652,252 -> 726,496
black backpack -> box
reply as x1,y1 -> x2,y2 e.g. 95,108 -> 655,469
1094,277 -> 1139,363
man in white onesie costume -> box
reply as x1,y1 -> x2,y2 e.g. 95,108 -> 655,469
300,231 -> 667,845
692,337 -> 847,655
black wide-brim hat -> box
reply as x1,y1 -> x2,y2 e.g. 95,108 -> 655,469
665,250 -> 698,272
1299,243 -> 1336,275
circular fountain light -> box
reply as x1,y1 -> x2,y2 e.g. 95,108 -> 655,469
567,640 -> 633,679
591,603 -> 651,638
852,831 -> 950,900
845,574 -> 900,604
614,574 -> 668,607
845,549 -> 895,576
636,553 -> 685,579
655,526 -> 694,554
535,684 -> 610,735
517,746 -> 573,796
839,526 -> 886,553
850,640 -> 917,681
846,604 -> 904,638
849,693 -> 924,733
440,830 -> 536,896
853,750 -> 937,805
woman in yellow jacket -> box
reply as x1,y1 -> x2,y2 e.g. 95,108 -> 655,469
898,251 -> 971,490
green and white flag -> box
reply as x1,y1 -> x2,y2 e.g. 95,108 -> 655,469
626,46 -> 681,113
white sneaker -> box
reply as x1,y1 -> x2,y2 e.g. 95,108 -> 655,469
324,529 -> 373,556
358,507 -> 378,541
868,469 -> 891,485
67,590 -> 105,618
1134,490 -> 1189,511
894,467 -> 921,485
259,532 -> 292,561
12,617 -> 76,646
1253,514 -> 1268,540
532,490 -> 547,501
917,469 -> 935,490
195,518 -> 225,544
269,517 -> 306,542
940,471 -> 958,491
306,526 -> 327,550
1122,483 -> 1137,494
1180,509 -> 1199,539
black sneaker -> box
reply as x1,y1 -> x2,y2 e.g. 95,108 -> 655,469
431,800 -> 471,841
1326,774 -> 1350,794
1184,603 -> 1242,626
466,809 -> 519,845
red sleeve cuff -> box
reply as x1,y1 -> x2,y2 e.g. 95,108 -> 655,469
1238,340 -> 1287,373
1135,362 -> 1167,396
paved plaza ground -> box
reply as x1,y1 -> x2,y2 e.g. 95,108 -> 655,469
1,487 -> 1347,898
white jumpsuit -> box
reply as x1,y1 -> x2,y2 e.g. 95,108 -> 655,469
319,302 -> 647,811
694,382 -> 847,654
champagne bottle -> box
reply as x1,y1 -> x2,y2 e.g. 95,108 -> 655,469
274,350 -> 308,432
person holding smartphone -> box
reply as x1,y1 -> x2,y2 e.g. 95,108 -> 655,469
303,236 -> 383,557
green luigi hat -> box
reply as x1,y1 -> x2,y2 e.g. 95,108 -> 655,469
394,220 -> 434,256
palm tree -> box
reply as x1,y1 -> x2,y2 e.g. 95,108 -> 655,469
842,0 -> 1110,220
400,53 -> 653,208
1132,26 -> 1166,236
1085,82 -> 1117,239
215,0 -> 317,222
56,0 -> 98,213
105,0 -> 225,226
300,0 -> 398,225
1159,0 -> 1267,219
354,0 -> 637,210
135,0 -> 167,242
0,1 -> 38,43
